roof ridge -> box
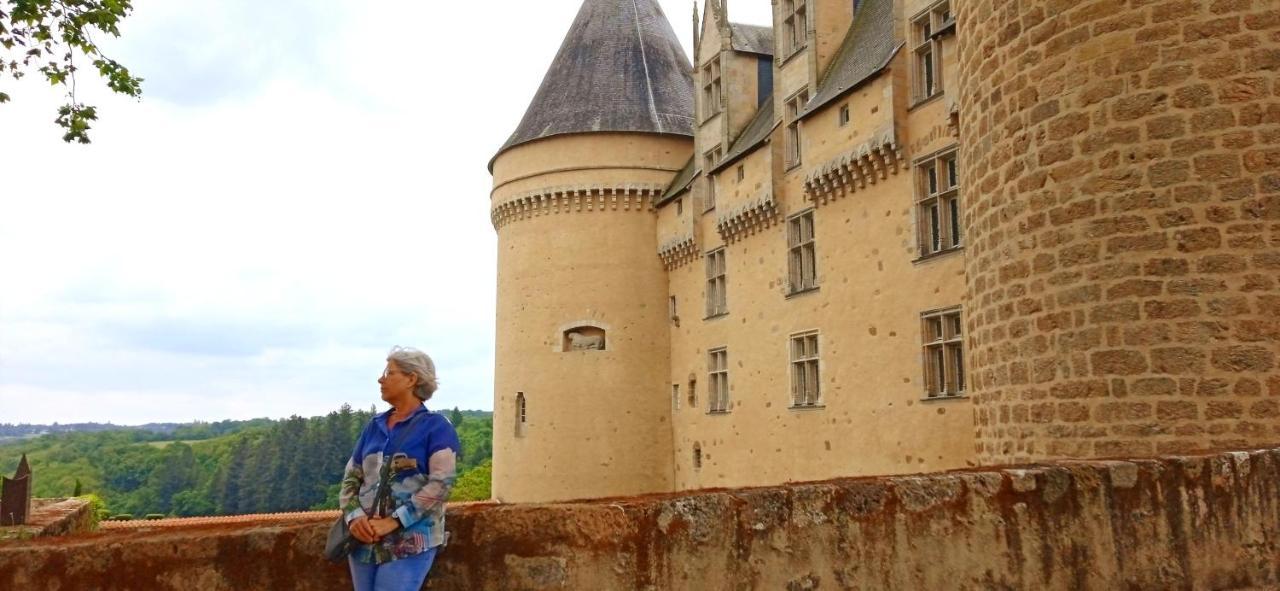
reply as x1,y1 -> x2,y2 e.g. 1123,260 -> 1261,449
629,0 -> 664,132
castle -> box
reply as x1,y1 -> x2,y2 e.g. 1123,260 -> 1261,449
487,0 -> 1280,503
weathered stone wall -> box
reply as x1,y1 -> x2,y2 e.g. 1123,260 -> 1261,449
0,498 -> 92,542
2,448 -> 1277,590
959,0 -> 1280,464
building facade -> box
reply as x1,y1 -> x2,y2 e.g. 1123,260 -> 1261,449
489,0 -> 1280,503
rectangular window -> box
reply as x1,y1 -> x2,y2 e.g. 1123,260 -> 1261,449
912,1 -> 950,102
922,308 -> 965,399
785,89 -> 809,170
787,210 -> 817,293
916,148 -> 961,256
705,248 -> 727,318
790,332 -> 821,407
708,348 -> 730,413
702,56 -> 724,119
782,0 -> 808,56
704,146 -> 722,211
838,104 -> 850,126
736,165 -> 745,182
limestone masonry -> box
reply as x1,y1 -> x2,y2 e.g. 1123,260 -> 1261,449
489,0 -> 1280,503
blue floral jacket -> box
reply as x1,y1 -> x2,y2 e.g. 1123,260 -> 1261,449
339,405 -> 460,564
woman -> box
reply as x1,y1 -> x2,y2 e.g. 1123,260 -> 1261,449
339,346 -> 461,590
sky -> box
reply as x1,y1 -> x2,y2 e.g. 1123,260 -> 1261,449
0,0 -> 773,425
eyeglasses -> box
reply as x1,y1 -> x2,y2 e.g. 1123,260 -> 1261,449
381,369 -> 405,379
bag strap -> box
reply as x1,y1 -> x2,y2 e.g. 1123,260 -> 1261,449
373,410 -> 426,517
386,410 -> 424,455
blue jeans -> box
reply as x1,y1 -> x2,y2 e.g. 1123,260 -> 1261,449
349,547 -> 438,591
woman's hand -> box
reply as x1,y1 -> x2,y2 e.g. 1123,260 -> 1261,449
349,516 -> 379,544
369,517 -> 400,538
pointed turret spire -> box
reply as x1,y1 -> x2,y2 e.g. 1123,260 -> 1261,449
491,0 -> 695,168
692,2 -> 701,57
14,454 -> 29,478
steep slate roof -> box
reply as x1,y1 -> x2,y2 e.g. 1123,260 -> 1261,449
710,94 -> 779,174
729,23 -> 774,56
491,0 -> 695,169
799,0 -> 900,119
658,156 -> 699,204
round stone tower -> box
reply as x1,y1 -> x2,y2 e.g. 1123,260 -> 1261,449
958,1 -> 1280,465
488,0 -> 694,502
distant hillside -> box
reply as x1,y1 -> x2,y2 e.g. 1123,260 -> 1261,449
0,422 -> 181,442
0,407 -> 494,518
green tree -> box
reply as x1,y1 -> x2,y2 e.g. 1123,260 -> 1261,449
146,442 -> 197,513
214,438 -> 249,514
171,488 -> 215,517
451,460 -> 490,502
1,0 -> 144,142
450,407 -> 464,428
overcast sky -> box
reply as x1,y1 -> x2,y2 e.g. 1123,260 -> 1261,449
0,0 -> 773,425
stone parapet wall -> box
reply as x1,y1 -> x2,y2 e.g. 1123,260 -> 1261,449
0,498 -> 93,542
959,0 -> 1280,464
2,448 -> 1277,590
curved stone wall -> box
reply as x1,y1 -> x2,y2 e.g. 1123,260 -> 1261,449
490,133 -> 690,502
959,1 -> 1280,464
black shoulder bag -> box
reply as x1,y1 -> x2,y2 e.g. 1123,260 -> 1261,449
324,413 -> 423,563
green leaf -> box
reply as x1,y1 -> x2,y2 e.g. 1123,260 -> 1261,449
0,92 -> 10,103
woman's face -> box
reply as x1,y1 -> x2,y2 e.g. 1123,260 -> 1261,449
378,361 -> 417,404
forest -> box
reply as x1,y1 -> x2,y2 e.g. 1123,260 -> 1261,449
0,406 -> 492,518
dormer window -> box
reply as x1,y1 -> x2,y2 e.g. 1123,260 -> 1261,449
702,56 -> 723,120
782,0 -> 808,57
785,88 -> 810,170
703,145 -> 723,211
913,1 -> 952,103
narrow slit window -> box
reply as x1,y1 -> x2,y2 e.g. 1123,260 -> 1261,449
515,392 -> 527,437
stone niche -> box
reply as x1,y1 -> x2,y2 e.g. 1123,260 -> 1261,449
561,325 -> 606,352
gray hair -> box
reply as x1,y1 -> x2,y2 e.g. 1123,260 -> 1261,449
387,346 -> 439,401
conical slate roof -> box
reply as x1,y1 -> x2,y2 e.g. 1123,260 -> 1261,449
490,0 -> 695,169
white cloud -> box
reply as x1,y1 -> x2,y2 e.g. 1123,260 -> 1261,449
0,0 -> 773,425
